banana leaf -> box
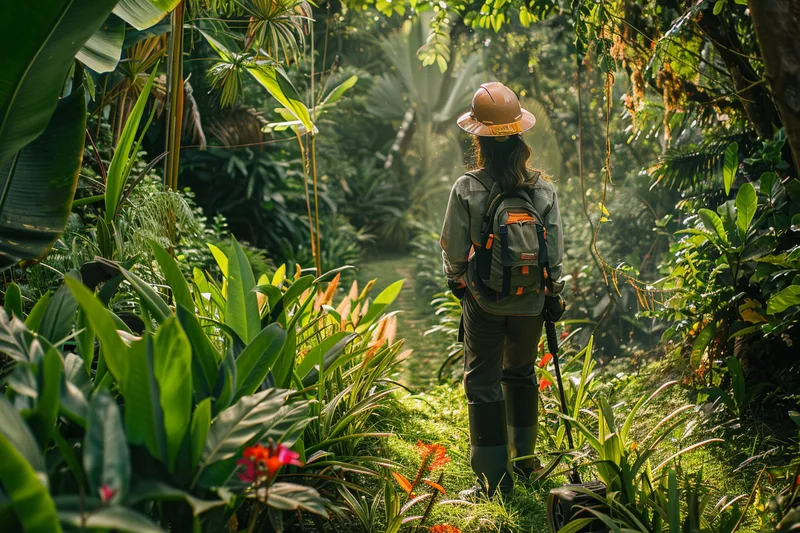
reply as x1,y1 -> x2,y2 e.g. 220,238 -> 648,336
0,85 -> 86,270
0,0 -> 118,166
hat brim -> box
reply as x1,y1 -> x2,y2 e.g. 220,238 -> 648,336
457,108 -> 536,137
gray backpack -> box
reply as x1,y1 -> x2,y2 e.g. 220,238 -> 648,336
467,170 -> 554,300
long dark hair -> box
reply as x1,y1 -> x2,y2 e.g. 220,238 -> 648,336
472,134 -> 539,191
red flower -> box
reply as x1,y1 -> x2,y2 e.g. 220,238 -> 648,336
538,352 -> 553,368
429,525 -> 462,533
416,441 -> 450,471
238,441 -> 303,483
560,330 -> 570,340
99,484 -> 117,504
539,377 -> 552,391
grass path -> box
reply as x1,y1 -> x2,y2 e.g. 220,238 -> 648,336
358,254 -> 553,532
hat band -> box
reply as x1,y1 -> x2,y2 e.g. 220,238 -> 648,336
488,122 -> 523,135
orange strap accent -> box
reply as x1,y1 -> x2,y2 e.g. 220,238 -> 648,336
522,266 -> 529,275
486,234 -> 495,249
515,287 -> 524,295
507,212 -> 535,224
543,269 -> 549,279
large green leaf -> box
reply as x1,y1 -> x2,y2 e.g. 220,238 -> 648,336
37,272 -> 80,344
105,68 -> 157,222
190,399 -> 212,469
65,277 -> 129,383
723,142 -> 738,196
176,304 -> 220,401
226,238 -> 261,344
735,182 -> 757,243
767,285 -> 800,315
123,336 -> 168,465
0,396 -> 44,472
698,209 -> 729,246
59,506 -> 164,533
234,324 -> 287,401
296,331 -> 353,383
77,15 -> 125,73
84,390 -> 130,502
357,280 -> 405,332
150,240 -> 193,310
29,347 -> 64,448
0,432 -> 61,533
4,282 -> 22,318
198,26 -> 314,132
0,86 -> 86,270
113,0 -> 181,31
264,483 -> 328,516
151,317 -> 192,472
690,321 -> 716,368
199,389 -> 288,469
0,308 -> 44,364
0,0 -> 118,165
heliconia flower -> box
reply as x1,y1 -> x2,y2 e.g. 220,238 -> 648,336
539,377 -> 552,391
429,525 -> 462,533
538,352 -> 553,368
560,330 -> 570,340
416,441 -> 450,471
99,484 -> 118,504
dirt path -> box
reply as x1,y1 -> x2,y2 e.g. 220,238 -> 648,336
356,254 -> 452,389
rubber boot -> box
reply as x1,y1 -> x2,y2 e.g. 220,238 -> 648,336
465,400 -> 513,497
503,382 -> 539,478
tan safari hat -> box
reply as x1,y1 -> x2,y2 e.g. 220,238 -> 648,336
457,82 -> 536,137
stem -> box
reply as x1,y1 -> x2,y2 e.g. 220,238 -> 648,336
295,132 -> 316,270
310,133 -> 322,276
165,0 -> 186,192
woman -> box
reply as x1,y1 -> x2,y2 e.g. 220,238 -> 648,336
440,82 -> 565,498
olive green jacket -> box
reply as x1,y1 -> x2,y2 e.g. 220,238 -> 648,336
440,169 -> 564,316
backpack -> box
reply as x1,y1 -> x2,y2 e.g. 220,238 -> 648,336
467,170 -> 554,300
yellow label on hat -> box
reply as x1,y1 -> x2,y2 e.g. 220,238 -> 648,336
488,122 -> 523,135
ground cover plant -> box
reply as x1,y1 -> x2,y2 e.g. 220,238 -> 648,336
1,0 -> 800,532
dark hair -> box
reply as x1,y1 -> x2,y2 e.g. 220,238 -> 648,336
472,134 -> 539,191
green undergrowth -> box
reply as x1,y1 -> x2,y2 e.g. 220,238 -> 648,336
378,384 -> 556,532
369,358 -> 772,532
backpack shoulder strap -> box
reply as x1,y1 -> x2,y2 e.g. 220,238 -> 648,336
464,169 -> 494,192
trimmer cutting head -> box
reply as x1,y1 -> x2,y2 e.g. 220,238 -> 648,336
547,481 -> 608,533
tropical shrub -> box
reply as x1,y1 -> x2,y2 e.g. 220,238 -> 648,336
0,232 -> 407,531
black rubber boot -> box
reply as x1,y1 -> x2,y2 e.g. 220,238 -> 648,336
466,400 -> 513,498
502,382 -> 539,472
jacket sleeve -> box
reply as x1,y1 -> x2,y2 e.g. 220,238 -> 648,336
440,179 -> 472,282
545,188 -> 564,291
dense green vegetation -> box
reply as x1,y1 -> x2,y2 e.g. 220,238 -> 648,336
0,0 -> 798,532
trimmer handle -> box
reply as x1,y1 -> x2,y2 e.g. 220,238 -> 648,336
544,319 -> 581,484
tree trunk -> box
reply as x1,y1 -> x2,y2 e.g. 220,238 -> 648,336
749,0 -> 800,171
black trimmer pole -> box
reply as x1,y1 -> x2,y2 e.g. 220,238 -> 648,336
545,320 -> 581,484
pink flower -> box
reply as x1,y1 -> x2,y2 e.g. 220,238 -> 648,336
99,484 -> 117,504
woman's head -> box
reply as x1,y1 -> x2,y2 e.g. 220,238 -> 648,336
472,134 -> 537,191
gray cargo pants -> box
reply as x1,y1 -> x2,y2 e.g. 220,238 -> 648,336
462,290 -> 543,495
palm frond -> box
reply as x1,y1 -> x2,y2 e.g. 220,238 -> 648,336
649,131 -> 747,191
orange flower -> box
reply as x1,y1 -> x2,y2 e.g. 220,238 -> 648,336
539,377 -> 552,391
429,525 -> 462,533
538,352 -> 553,368
416,441 -> 450,471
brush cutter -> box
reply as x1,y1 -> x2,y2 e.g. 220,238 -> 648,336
543,320 -> 609,533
